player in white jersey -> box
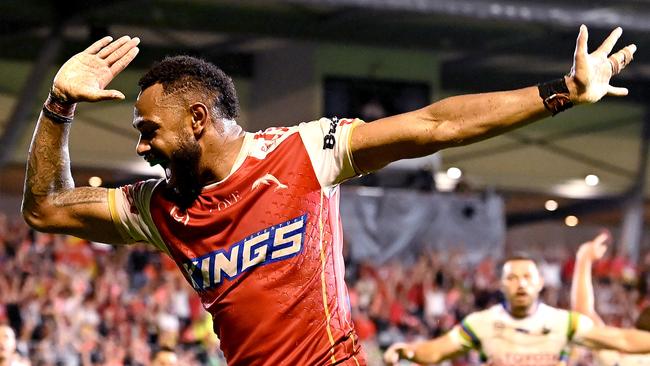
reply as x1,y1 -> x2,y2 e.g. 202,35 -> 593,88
384,255 -> 650,366
572,232 -> 650,366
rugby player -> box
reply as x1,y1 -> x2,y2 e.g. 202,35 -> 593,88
384,254 -> 650,366
572,232 -> 650,366
22,26 -> 635,365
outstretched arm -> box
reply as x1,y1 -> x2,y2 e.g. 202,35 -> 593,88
22,36 -> 140,244
578,326 -> 650,354
571,232 -> 610,325
351,25 -> 637,173
383,333 -> 466,365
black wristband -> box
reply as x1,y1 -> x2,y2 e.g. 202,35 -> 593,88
42,106 -> 74,124
538,78 -> 573,116
42,91 -> 76,124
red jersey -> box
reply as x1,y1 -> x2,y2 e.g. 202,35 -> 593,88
108,118 -> 367,366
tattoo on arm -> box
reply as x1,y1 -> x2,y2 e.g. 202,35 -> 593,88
51,187 -> 107,207
24,113 -> 75,207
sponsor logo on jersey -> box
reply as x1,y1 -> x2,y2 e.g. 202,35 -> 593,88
252,173 -> 288,191
323,117 -> 338,149
513,325 -> 552,336
323,117 -> 356,150
493,320 -> 505,336
493,353 -> 559,366
209,191 -> 242,212
182,214 -> 307,291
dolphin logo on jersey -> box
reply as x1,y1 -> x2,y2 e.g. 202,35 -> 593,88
252,173 -> 288,191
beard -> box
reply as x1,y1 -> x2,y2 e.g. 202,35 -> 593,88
164,133 -> 202,209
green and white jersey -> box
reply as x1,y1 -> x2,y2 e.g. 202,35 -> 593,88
447,303 -> 594,366
596,350 -> 650,366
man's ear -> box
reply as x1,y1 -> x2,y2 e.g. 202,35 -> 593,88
189,102 -> 209,136
536,274 -> 545,292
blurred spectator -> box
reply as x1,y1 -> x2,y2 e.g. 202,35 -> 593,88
0,324 -> 30,366
0,215 -> 223,365
151,346 -> 177,366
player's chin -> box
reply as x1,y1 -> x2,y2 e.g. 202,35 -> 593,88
511,295 -> 531,306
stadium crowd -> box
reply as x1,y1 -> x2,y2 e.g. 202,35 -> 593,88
1,212 -> 649,365
0,213 -> 222,365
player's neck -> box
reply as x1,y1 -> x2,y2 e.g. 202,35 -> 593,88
199,123 -> 246,184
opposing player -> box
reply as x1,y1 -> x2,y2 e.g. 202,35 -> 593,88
572,232 -> 650,365
384,255 -> 650,365
22,26 -> 636,365
0,325 -> 30,366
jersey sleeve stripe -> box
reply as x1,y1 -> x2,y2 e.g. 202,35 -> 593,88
559,349 -> 570,362
346,120 -> 365,175
567,311 -> 578,341
460,320 -> 481,348
318,190 -> 337,364
459,319 -> 485,360
108,188 -> 135,243
479,350 -> 488,362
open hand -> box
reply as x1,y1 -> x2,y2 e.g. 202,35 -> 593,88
577,230 -> 611,261
51,36 -> 140,103
568,25 -> 637,104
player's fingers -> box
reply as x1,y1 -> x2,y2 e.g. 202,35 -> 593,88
625,44 -> 638,59
106,38 -> 140,66
599,229 -> 613,244
383,353 -> 397,365
90,89 -> 126,102
574,24 -> 589,61
109,47 -> 139,76
609,44 -> 637,75
84,36 -> 113,54
607,85 -> 629,97
595,27 -> 622,55
593,232 -> 609,244
384,345 -> 403,364
592,233 -> 609,256
97,35 -> 132,59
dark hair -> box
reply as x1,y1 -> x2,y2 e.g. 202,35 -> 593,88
138,55 -> 239,119
636,306 -> 650,332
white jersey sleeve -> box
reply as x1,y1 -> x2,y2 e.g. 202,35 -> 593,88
298,117 -> 364,188
108,179 -> 169,253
